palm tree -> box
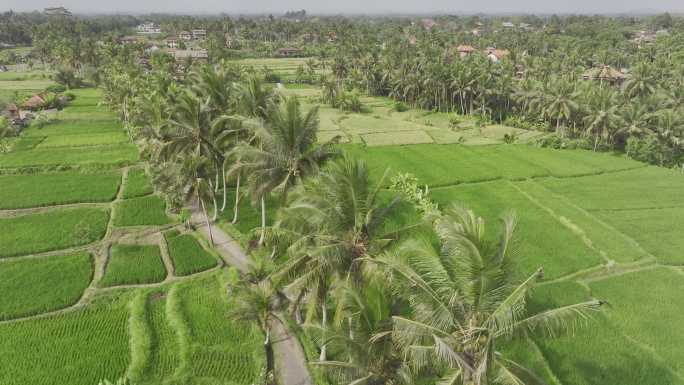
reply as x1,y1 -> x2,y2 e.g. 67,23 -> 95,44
583,87 -> 622,151
375,205 -> 604,385
313,282 -> 414,385
622,63 -> 657,99
229,96 -> 339,245
229,276 -> 283,376
544,78 -> 578,135
273,155 -> 414,360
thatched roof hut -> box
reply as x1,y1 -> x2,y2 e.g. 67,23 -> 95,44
582,65 -> 627,84
22,94 -> 46,110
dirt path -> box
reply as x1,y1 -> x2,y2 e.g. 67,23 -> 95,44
190,204 -> 314,385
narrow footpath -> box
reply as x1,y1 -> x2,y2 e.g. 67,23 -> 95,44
191,206 -> 314,385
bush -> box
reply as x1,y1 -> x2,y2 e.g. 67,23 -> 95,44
338,90 -> 364,113
46,84 -> 67,93
503,132 -> 518,144
393,101 -> 409,112
503,115 -> 548,131
449,114 -> 462,129
626,136 -> 682,167
63,91 -> 76,101
534,134 -> 593,150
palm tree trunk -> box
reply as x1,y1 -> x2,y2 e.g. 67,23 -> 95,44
231,173 -> 241,224
258,195 -> 266,246
200,198 -> 214,245
220,163 -> 227,212
319,301 -> 327,361
211,194 -> 219,222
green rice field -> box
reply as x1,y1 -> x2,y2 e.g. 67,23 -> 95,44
101,244 -> 167,287
164,230 -> 219,276
123,168 -> 154,199
0,252 -> 92,320
113,195 -> 172,227
0,171 -> 121,209
0,208 -> 110,258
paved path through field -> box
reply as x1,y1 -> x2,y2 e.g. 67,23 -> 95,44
190,204 -> 314,385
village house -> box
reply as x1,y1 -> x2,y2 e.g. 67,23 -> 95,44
502,22 -> 516,29
137,22 -> 161,34
456,44 -> 476,58
421,19 -> 437,30
43,6 -> 71,16
485,47 -> 510,62
22,94 -> 47,111
118,36 -> 141,45
192,29 -> 207,40
179,31 -> 192,41
165,37 -> 179,49
275,47 -> 302,57
172,48 -> 209,61
327,31 -> 338,43
582,65 -> 627,84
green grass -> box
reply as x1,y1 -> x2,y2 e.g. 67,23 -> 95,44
541,166 -> 684,211
0,293 -> 130,385
0,143 -> 139,169
164,230 -> 218,276
528,271 -> 684,385
592,207 -> 684,264
0,208 -> 110,258
0,171 -> 121,209
176,276 -> 266,384
101,244 -> 166,287
123,168 -> 154,199
113,195 -> 172,227
37,132 -> 129,148
342,144 -> 641,187
361,130 -> 435,146
24,119 -> 124,137
0,253 -> 92,320
431,180 -> 603,279
217,188 -> 277,242
144,291 -> 181,383
0,79 -> 54,90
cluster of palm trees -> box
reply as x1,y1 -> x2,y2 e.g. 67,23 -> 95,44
323,30 -> 683,166
100,58 -> 604,385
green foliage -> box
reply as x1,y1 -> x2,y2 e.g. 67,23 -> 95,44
388,172 -> 438,216
393,101 -> 409,112
53,67 -> 82,89
0,252 -> 92,320
164,231 -> 218,276
0,294 -> 130,385
0,143 -> 139,169
0,171 -> 120,209
101,244 -> 166,287
122,168 -> 154,199
0,208 -> 109,258
113,195 -> 172,227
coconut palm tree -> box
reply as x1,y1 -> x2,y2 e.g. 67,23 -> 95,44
544,78 -> 579,135
313,282 -> 415,385
230,95 -> 338,245
583,87 -> 622,150
375,205 -> 604,385
273,155 -> 415,361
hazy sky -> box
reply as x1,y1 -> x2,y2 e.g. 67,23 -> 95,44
3,0 -> 683,15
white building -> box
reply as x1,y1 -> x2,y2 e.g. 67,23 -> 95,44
137,22 -> 161,34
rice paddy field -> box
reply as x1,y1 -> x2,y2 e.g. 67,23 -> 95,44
0,82 -> 265,385
3,65 -> 684,385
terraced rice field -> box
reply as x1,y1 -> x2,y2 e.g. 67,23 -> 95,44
101,244 -> 167,286
0,85 -> 264,385
3,74 -> 684,385
164,230 -> 218,276
0,171 -> 121,209
113,195 -> 172,227
0,252 -> 92,320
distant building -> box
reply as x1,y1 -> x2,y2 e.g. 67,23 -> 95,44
327,31 -> 338,43
275,47 -> 301,57
582,65 -> 627,84
192,29 -> 207,40
165,37 -> 178,49
22,94 -> 47,110
502,22 -> 516,28
137,22 -> 161,34
44,6 -> 71,16
485,47 -> 510,62
179,31 -> 192,41
172,48 -> 209,61
421,19 -> 437,30
118,36 -> 141,45
456,44 -> 476,58
519,23 -> 532,30
471,28 -> 482,36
